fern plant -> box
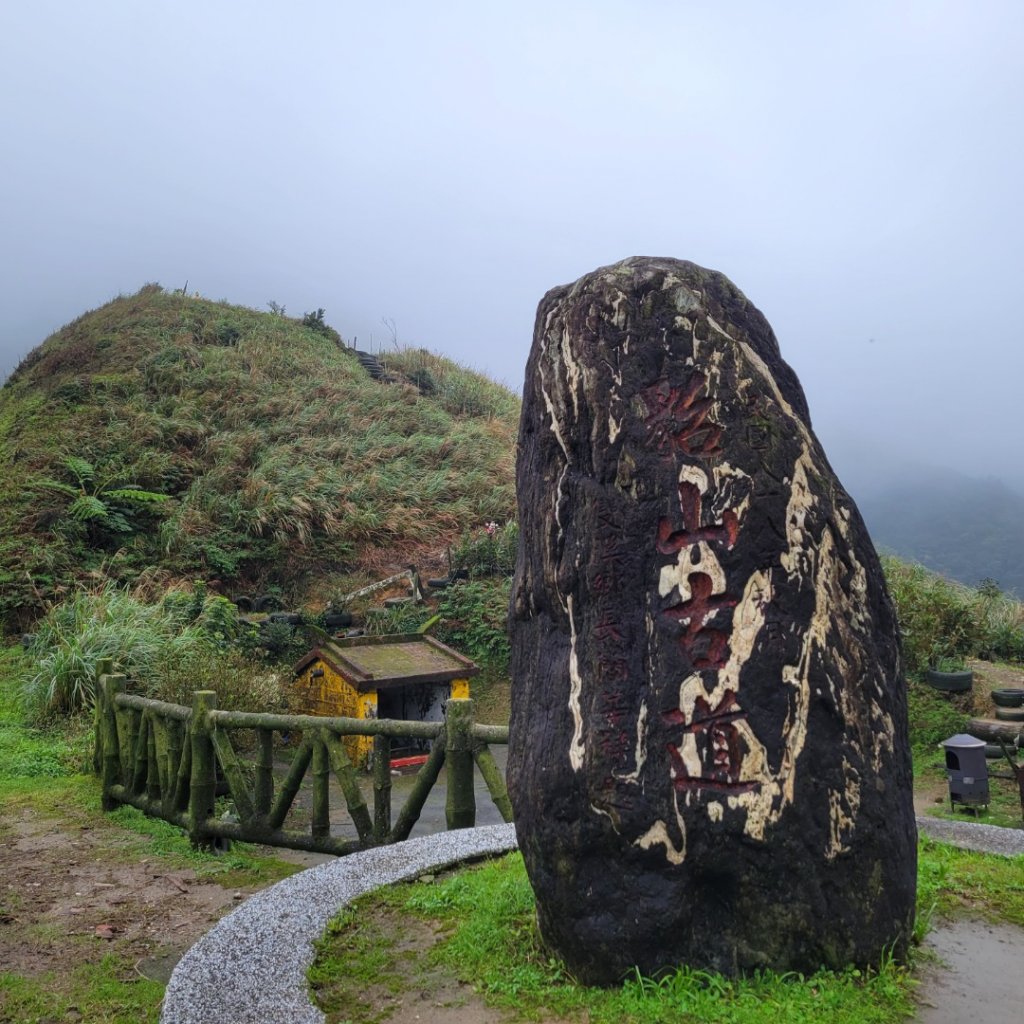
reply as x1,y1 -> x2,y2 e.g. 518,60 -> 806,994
36,456 -> 170,543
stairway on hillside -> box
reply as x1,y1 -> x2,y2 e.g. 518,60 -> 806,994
352,350 -> 385,381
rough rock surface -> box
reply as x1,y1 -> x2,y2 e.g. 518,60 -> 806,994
508,257 -> 916,984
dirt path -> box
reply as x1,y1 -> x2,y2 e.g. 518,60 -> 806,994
0,789 -> 293,993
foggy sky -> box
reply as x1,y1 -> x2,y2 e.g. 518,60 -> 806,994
2,1 -> 1022,499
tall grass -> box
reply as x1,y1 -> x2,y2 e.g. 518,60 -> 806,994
19,583 -> 287,721
882,556 -> 1024,674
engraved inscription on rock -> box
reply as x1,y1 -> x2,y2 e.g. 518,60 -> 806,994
508,257 -> 917,984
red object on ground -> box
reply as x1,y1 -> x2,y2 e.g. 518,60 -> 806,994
390,754 -> 429,770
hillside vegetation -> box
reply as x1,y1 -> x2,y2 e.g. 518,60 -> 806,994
0,285 -> 518,632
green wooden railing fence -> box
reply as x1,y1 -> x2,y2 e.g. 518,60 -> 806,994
91,658 -> 512,855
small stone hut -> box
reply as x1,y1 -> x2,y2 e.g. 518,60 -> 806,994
292,634 -> 478,765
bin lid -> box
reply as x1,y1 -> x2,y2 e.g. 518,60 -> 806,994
940,733 -> 986,749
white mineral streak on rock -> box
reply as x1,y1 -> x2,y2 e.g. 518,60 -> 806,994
870,700 -> 896,769
560,324 -> 585,422
566,595 -> 585,773
695,570 -> 774,838
607,341 -> 624,444
611,292 -> 629,329
635,811 -> 687,865
539,309 -> 585,774
615,700 -> 648,784
753,450 -> 818,830
826,758 -> 861,860
537,326 -> 571,542
832,504 -> 870,633
711,461 -> 751,525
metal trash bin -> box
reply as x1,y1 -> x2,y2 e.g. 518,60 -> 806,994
940,733 -> 989,811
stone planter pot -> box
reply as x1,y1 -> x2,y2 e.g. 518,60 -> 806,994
991,688 -> 1024,708
925,669 -> 973,693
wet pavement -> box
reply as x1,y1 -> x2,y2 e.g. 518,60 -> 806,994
917,918 -> 1024,1024
277,743 -> 510,865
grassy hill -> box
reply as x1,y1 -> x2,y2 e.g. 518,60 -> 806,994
0,285 -> 518,631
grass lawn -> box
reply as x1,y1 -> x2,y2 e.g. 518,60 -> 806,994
310,841 -> 1024,1024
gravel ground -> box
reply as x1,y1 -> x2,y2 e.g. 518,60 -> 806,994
162,816 -> 1023,1024
160,823 -> 517,1024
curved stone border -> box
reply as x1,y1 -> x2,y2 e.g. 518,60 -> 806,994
160,823 -> 518,1024
916,814 -> 1024,858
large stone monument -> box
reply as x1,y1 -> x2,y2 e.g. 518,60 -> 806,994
508,257 -> 916,984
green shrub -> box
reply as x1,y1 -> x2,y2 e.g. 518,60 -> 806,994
147,645 -> 287,712
906,681 -> 969,757
881,557 -> 1024,674
362,602 -> 426,637
0,652 -> 93,778
22,585 -> 199,718
301,308 -> 342,344
212,319 -> 241,346
451,521 -> 517,577
435,578 -> 511,675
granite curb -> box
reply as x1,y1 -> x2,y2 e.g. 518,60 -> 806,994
916,814 -> 1024,857
160,822 -> 518,1024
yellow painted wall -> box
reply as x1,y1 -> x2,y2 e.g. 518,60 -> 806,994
294,664 -> 473,767
294,660 -> 376,765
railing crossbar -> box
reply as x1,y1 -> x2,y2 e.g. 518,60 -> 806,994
208,708 -> 444,739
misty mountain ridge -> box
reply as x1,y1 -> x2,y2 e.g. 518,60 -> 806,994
855,469 -> 1024,599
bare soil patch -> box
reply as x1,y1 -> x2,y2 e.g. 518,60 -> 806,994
0,796 -> 280,990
